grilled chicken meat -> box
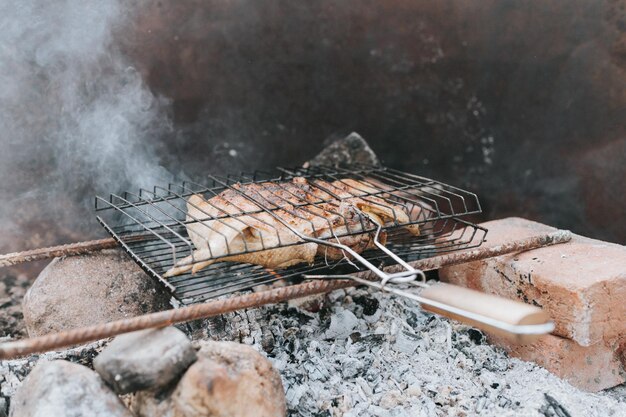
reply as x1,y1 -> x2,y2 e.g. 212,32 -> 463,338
163,177 -> 420,278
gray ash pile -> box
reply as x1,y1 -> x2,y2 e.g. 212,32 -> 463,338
189,286 -> 625,416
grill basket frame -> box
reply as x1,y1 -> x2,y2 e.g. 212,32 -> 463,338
96,165 -> 487,305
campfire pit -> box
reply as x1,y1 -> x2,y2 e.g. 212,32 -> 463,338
2,1 -> 626,413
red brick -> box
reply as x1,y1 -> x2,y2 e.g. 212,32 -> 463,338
488,333 -> 625,392
439,217 -> 626,347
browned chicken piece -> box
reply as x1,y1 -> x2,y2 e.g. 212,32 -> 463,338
163,177 -> 420,278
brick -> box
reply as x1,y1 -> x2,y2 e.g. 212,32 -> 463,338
488,333 -> 625,392
439,217 -> 626,347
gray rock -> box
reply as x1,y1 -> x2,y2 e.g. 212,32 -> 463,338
23,249 -> 171,337
94,327 -> 196,394
172,341 -> 286,417
307,132 -> 380,168
9,360 -> 132,417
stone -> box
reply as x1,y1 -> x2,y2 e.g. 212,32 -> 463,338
489,333 -> 625,392
94,327 -> 197,394
306,132 -> 381,168
130,389 -> 175,417
172,341 -> 286,417
23,249 -> 171,337
438,217 -> 626,347
9,360 -> 132,417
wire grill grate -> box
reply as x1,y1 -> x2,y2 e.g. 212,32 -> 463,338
96,165 -> 487,305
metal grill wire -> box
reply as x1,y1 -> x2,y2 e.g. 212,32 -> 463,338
96,165 -> 486,305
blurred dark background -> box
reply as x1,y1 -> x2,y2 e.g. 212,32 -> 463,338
120,0 -> 625,244
1,0 -> 625,270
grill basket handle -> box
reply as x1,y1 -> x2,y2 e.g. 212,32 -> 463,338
420,282 -> 552,344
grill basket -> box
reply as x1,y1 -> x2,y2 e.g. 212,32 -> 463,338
96,165 -> 486,305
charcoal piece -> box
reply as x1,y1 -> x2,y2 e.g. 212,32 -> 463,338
352,295 -> 380,316
467,328 -> 485,345
261,326 -> 276,353
357,334 -> 385,347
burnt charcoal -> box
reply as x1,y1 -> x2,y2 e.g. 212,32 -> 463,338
0,273 -> 30,339
405,309 -> 429,328
467,328 -> 485,345
283,327 -> 304,356
540,394 -> 573,417
261,326 -> 276,354
312,411 -> 332,417
283,307 -> 315,325
349,331 -> 362,342
352,295 -> 380,316
358,334 -> 385,347
204,315 -> 228,338
63,347 -> 100,369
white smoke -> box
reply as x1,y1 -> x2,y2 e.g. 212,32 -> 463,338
0,1 -> 173,250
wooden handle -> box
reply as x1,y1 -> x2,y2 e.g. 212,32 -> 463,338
420,282 -> 551,344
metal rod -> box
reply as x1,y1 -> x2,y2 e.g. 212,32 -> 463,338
384,229 -> 572,273
0,238 -> 118,268
0,230 -> 571,359
0,278 -> 354,360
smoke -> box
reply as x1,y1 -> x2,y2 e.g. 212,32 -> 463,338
0,1 -> 173,250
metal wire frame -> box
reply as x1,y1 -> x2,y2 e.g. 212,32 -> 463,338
96,165 -> 485,305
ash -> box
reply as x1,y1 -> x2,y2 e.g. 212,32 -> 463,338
195,285 -> 626,417
1,287 -> 625,417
